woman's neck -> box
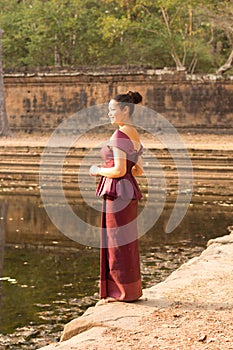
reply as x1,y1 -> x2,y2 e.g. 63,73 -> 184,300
119,121 -> 133,129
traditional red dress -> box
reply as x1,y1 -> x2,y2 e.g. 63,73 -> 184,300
96,129 -> 143,301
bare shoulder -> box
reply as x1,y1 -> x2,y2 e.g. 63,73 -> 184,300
120,125 -> 140,142
120,125 -> 141,152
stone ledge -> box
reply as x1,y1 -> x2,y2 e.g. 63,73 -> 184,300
3,66 -> 233,81
207,232 -> 233,246
39,233 -> 233,350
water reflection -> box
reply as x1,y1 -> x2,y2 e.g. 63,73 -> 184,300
2,245 -> 99,334
0,194 -> 232,340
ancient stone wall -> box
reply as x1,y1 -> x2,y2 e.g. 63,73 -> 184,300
3,67 -> 233,133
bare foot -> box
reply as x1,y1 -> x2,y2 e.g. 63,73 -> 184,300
105,297 -> 118,303
95,297 -> 118,306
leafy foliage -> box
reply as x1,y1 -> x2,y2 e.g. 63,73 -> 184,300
0,0 -> 232,72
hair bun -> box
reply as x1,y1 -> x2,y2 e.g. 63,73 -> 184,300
127,91 -> 142,104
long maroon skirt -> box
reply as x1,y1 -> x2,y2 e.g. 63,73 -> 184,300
100,196 -> 142,301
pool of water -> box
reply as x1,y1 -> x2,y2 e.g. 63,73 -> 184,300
0,194 -> 232,348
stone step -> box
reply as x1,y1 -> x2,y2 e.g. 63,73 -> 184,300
0,146 -> 232,198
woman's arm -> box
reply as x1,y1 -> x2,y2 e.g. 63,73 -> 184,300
131,155 -> 143,177
90,147 -> 126,178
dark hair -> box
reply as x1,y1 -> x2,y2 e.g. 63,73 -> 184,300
113,91 -> 142,115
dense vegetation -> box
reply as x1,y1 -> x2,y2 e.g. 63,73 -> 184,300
0,0 -> 232,73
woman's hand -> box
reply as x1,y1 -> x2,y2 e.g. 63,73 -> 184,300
89,165 -> 101,176
89,147 -> 127,178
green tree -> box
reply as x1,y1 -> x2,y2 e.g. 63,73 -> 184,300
208,0 -> 233,74
0,0 -> 104,67
0,0 -> 232,73
135,0 -> 219,72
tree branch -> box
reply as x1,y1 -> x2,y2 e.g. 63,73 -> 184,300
160,7 -> 186,71
216,48 -> 233,74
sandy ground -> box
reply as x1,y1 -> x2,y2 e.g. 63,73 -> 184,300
0,132 -> 232,150
96,307 -> 233,350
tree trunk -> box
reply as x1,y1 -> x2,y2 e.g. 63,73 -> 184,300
161,7 -> 186,71
216,49 -> 233,74
0,29 -> 11,136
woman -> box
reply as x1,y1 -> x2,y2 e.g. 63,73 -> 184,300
90,91 -> 143,303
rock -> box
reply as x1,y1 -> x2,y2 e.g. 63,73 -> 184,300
39,327 -> 108,350
60,298 -> 153,342
207,233 -> 233,246
38,233 -> 233,350
198,334 -> 207,342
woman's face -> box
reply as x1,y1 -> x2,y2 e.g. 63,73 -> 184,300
108,99 -> 128,126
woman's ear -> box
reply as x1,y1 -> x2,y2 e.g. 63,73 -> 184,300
123,105 -> 130,115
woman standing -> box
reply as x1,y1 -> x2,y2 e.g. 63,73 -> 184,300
90,91 -> 143,303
